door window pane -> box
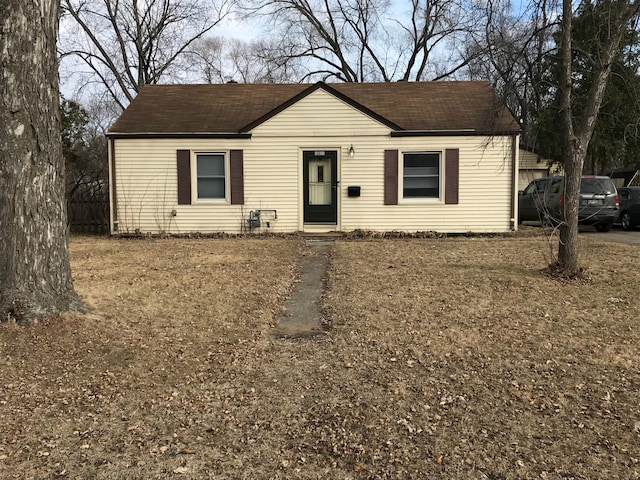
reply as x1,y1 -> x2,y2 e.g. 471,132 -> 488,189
309,159 -> 331,205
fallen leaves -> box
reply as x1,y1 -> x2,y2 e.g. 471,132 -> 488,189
0,236 -> 638,479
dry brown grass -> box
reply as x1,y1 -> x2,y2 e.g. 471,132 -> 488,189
0,233 -> 639,479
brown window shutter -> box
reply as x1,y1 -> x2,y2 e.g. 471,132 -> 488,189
445,148 -> 459,205
384,149 -> 398,205
230,149 -> 244,205
176,150 -> 191,205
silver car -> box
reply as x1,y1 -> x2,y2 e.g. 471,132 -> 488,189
519,176 -> 619,232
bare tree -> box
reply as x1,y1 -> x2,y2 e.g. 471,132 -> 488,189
229,38 -> 302,82
245,0 -> 480,82
60,0 -> 231,109
465,0 -> 558,143
61,99 -> 110,201
1,0 -> 85,325
558,0 -> 640,275
188,37 -> 227,83
188,37 -> 300,83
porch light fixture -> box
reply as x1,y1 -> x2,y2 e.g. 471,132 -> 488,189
348,144 -> 355,158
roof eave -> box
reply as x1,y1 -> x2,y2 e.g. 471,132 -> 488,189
105,132 -> 252,139
391,129 -> 520,137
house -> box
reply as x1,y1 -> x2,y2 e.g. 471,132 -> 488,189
609,168 -> 640,188
107,81 -> 520,235
518,145 -> 561,191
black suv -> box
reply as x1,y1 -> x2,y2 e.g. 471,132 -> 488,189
519,176 -> 619,232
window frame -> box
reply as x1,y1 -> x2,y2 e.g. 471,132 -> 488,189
400,151 -> 443,202
193,151 -> 228,203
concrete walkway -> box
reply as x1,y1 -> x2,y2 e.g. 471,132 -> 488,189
273,239 -> 333,339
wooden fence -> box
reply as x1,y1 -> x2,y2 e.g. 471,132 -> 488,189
68,199 -> 109,234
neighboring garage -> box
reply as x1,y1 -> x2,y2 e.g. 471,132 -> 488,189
518,145 -> 562,191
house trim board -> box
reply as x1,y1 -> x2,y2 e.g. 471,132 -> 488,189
511,134 -> 520,229
108,137 -> 118,232
106,132 -> 252,139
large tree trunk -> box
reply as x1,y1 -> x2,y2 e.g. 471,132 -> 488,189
558,149 -> 584,274
0,0 -> 85,325
557,0 -> 581,274
556,0 -> 640,276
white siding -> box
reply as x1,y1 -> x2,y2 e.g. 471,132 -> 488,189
339,137 -> 516,233
112,137 -> 300,234
518,148 -> 559,191
252,89 -> 390,137
519,148 -> 544,170
111,89 -> 518,234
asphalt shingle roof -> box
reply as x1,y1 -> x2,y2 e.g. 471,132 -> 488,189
108,81 -> 520,136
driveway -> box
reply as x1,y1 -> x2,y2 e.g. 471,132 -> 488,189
580,227 -> 640,245
521,221 -> 640,245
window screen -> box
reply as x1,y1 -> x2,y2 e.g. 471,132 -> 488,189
403,153 -> 440,198
197,153 -> 225,199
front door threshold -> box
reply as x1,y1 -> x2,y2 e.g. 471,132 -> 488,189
303,224 -> 339,234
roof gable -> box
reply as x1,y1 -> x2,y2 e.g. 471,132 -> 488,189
239,82 -> 401,132
108,81 -> 520,137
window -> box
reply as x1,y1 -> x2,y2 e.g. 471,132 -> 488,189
550,178 -> 562,194
524,178 -> 550,195
196,153 -> 225,199
581,177 -> 615,194
523,182 -> 538,195
308,159 -> 331,205
403,152 -> 440,198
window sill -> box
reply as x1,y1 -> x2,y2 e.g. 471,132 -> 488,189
399,197 -> 443,205
193,198 -> 229,204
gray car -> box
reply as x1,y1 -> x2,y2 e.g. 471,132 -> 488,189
519,176 -> 619,232
617,187 -> 640,230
